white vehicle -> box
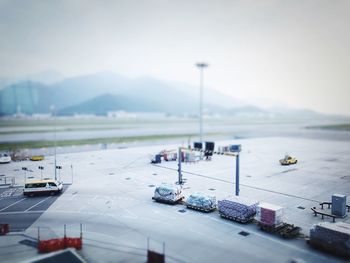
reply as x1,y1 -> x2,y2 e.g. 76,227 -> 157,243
0,155 -> 11,164
23,179 -> 63,196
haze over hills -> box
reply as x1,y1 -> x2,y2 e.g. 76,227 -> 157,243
0,71 -> 347,121
0,71 -> 242,116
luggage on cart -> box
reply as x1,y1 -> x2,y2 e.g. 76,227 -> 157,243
186,192 -> 216,212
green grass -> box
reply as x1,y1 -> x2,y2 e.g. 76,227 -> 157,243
307,123 -> 350,131
0,125 -> 133,135
0,117 -> 197,128
0,133 -> 221,151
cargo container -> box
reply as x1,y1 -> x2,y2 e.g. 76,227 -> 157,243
205,142 -> 215,158
331,194 -> 347,217
256,202 -> 283,227
151,154 -> 162,164
184,152 -> 200,163
309,222 -> 350,258
218,146 -> 230,153
193,142 -> 203,150
152,184 -> 184,204
218,196 -> 258,223
186,192 -> 216,212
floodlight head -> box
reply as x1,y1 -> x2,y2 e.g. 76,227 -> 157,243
196,62 -> 209,68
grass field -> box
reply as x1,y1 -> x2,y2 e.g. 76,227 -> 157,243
307,123 -> 350,131
2,117 -> 349,151
0,132 -> 224,151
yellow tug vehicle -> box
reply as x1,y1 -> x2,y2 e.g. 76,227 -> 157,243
30,155 -> 44,161
279,155 -> 297,165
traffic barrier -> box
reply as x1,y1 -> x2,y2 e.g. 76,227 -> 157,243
38,238 -> 65,253
0,224 -> 9,235
38,237 -> 82,253
147,250 -> 165,263
37,224 -> 83,253
147,238 -> 165,263
65,237 -> 82,250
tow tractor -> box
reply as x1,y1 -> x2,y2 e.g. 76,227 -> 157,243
279,155 -> 297,165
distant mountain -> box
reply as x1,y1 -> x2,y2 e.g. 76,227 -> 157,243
0,72 -> 229,116
0,70 -> 64,90
0,81 -> 53,115
59,94 -> 165,115
0,71 -> 348,121
226,105 -> 319,119
25,70 -> 64,85
0,77 -> 15,90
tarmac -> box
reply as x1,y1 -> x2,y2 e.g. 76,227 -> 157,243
0,136 -> 350,263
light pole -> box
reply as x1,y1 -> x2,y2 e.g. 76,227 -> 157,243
56,165 -> 62,182
38,166 -> 44,180
71,164 -> 73,184
50,105 -> 57,181
22,167 -> 27,184
195,62 -> 209,143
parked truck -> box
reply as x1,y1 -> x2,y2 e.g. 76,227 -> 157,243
308,222 -> 350,258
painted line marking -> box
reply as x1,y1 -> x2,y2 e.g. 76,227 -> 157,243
25,196 -> 52,211
0,198 -> 26,211
0,210 -> 44,215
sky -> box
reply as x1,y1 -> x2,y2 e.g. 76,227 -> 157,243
0,0 -> 349,115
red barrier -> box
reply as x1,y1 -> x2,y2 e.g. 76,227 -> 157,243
38,238 -> 65,253
65,237 -> 82,250
0,224 -> 9,235
38,237 -> 82,253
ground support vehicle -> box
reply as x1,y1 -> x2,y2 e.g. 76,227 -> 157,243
219,212 -> 254,224
279,155 -> 297,165
186,204 -> 216,213
258,222 -> 301,238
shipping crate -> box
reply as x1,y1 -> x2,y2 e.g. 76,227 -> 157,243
256,202 -> 283,227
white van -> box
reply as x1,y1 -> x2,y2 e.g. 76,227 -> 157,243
23,179 -> 63,196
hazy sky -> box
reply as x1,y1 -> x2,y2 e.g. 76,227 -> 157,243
0,0 -> 349,115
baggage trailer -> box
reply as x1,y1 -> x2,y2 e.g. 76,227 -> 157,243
152,196 -> 184,205
307,222 -> 350,258
152,184 -> 184,205
218,196 -> 258,224
258,222 -> 301,239
185,192 -> 217,213
219,212 -> 254,224
186,204 -> 216,213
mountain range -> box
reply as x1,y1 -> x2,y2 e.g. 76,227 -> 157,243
0,72 -> 242,116
0,71 -> 347,121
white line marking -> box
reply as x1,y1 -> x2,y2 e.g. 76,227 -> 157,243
0,210 -> 44,215
0,198 -> 26,211
25,196 -> 51,211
